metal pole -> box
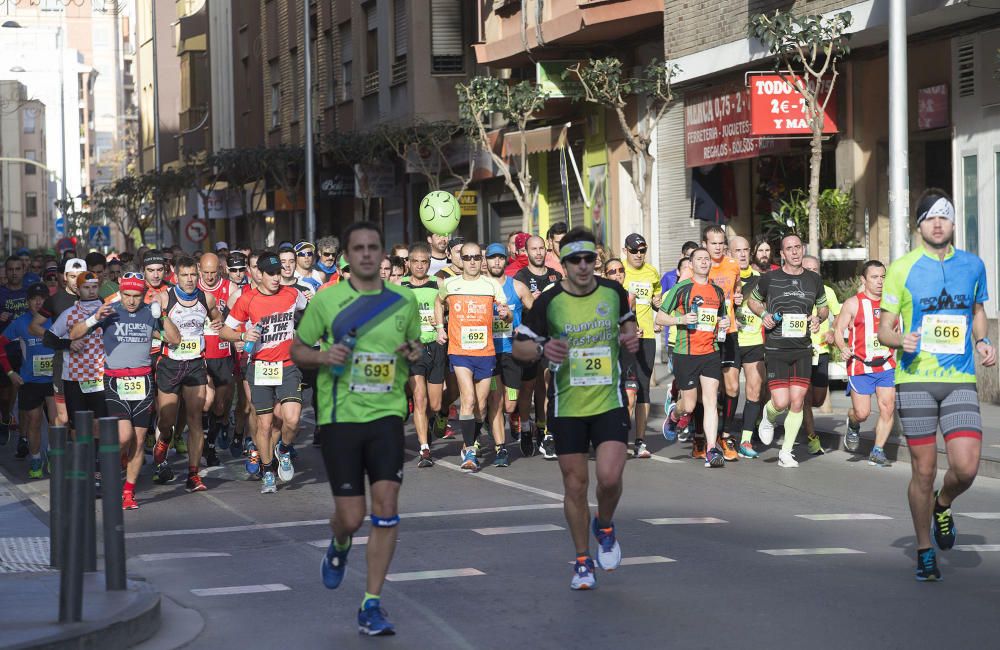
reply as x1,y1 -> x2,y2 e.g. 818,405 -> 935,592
59,26 -> 69,243
151,0 -> 163,247
74,410 -> 97,573
59,440 -> 87,623
888,0 -> 910,261
48,426 -> 68,568
98,417 -> 125,590
303,0 -> 316,243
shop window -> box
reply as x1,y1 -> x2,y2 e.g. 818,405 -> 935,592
963,154 -> 978,255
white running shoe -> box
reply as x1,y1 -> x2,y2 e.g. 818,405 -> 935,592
777,451 -> 799,468
758,412 -> 775,446
570,557 -> 596,590
275,444 -> 294,482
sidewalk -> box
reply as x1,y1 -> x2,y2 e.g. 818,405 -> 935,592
0,467 -> 160,650
648,362 -> 1000,478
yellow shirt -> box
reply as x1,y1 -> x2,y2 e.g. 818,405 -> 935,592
624,263 -> 662,339
811,285 -> 841,358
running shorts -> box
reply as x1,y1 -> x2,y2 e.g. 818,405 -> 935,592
64,379 -> 108,420
449,354 -> 495,382
491,352 -> 522,393
621,338 -> 655,403
720,335 -> 740,368
206,356 -> 235,386
320,415 -> 404,497
672,352 -> 722,389
810,353 -> 830,389
410,341 -> 447,384
104,374 -> 155,430
847,369 -> 895,396
248,362 -> 302,415
738,344 -> 765,366
156,356 -> 208,394
896,382 -> 982,447
549,407 -> 630,455
18,382 -> 53,412
765,348 -> 812,390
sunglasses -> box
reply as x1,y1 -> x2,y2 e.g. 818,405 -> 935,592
320,251 -> 336,258
296,252 -> 314,258
461,254 -> 483,262
605,267 -> 625,275
565,254 -> 597,266
627,247 -> 648,255
229,266 -> 247,272
122,272 -> 145,280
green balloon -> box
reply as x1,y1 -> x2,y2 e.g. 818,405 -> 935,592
419,191 -> 461,236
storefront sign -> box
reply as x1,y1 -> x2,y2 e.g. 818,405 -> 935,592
454,190 -> 478,216
319,170 -> 355,198
685,87 -> 786,168
918,84 -> 949,130
536,60 -> 581,99
749,75 -> 838,136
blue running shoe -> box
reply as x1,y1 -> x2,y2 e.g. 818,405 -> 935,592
244,450 -> 261,476
321,538 -> 351,589
358,599 -> 395,636
591,517 -> 621,570
932,490 -> 956,551
663,403 -> 677,442
915,548 -> 941,582
737,441 -> 759,459
570,556 -> 596,590
274,443 -> 294,482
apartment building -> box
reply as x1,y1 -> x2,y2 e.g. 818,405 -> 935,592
0,81 -> 48,251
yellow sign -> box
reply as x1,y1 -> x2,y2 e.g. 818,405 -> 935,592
454,190 -> 478,217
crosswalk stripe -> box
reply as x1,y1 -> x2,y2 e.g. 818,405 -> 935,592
640,517 -> 728,525
137,552 -> 231,561
758,548 -> 865,556
954,544 -> 1000,552
648,454 -> 684,464
307,537 -> 368,548
472,524 -> 563,536
191,584 -> 290,596
620,556 -> 675,566
958,513 -> 1000,520
385,568 -> 485,582
795,514 -> 892,521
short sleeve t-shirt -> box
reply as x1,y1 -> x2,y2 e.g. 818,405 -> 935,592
811,285 -> 842,357
0,285 -> 29,334
514,267 -> 562,295
4,313 -> 53,383
660,279 -> 726,356
751,269 -> 828,352
708,257 -> 741,334
623,263 -> 662,339
99,302 -> 158,371
882,246 -> 988,384
225,286 -> 308,365
438,275 -> 507,357
736,274 -> 764,348
401,277 -> 440,344
519,278 -> 634,418
296,280 -> 421,425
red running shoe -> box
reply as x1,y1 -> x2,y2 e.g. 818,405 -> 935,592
122,491 -> 138,510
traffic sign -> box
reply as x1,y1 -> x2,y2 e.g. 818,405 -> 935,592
55,217 -> 65,235
88,225 -> 110,249
185,219 -> 208,243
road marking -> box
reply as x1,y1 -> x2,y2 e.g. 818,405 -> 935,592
191,584 -> 290,596
795,514 -> 892,521
137,552 -> 231,562
648,454 -> 683,464
955,544 -> 1000,552
472,524 -> 563,536
640,517 -> 728,525
620,556 -> 676,566
405,449 -> 566,501
758,548 -> 865,556
307,537 -> 368,548
959,513 -> 1000,520
385,568 -> 485,582
125,503 -> 564,539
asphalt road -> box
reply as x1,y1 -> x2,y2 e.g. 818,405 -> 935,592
5,409 -> 1000,649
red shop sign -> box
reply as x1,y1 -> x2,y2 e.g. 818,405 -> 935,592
749,74 -> 838,136
684,86 -> 787,168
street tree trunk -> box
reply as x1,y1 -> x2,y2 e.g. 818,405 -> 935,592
808,126 -> 823,258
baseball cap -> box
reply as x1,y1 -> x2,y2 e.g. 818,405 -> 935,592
257,253 -> 282,275
448,236 -> 465,250
514,232 -> 530,251
293,241 -> 315,253
337,254 -> 350,271
625,234 -> 647,250
75,271 -> 100,288
64,258 -> 87,273
26,282 -> 48,300
227,252 -> 248,269
215,241 -> 230,251
485,243 -> 507,258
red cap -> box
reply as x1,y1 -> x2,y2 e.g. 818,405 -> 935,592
119,277 -> 146,294
514,232 -> 530,251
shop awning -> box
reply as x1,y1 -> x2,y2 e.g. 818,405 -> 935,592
501,124 -> 568,158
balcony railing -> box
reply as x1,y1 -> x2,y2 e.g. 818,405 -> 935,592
391,58 -> 407,86
363,71 -> 380,96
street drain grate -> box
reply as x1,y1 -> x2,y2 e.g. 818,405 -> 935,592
0,537 -> 54,573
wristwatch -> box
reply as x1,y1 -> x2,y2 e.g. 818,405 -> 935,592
976,337 -> 992,346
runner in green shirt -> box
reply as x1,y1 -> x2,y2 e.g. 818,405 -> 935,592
513,227 -> 640,591
291,222 -> 422,637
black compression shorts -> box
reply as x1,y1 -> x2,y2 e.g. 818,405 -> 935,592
549,407 -> 630,455
321,416 -> 404,497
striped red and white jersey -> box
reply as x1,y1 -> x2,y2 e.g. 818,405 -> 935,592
848,292 -> 896,375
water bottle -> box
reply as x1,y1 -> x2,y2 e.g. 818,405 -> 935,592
717,319 -> 727,342
332,329 -> 358,377
770,311 -> 782,331
548,335 -> 565,373
244,324 -> 263,357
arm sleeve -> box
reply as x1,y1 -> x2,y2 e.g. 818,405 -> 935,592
295,298 -> 326,347
43,330 -> 70,350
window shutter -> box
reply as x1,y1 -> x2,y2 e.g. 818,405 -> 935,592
394,0 -> 408,58
431,0 -> 463,73
366,3 -> 377,31
341,23 -> 352,63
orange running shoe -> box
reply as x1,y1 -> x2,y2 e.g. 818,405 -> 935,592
692,437 -> 707,460
153,440 -> 169,465
720,437 -> 738,461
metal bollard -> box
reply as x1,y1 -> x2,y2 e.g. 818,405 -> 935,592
59,440 -> 87,623
98,417 -> 125,591
48,426 -> 68,569
73,411 -> 97,573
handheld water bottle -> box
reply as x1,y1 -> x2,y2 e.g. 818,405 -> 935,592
244,324 -> 263,357
548,335 -> 565,373
332,329 -> 358,377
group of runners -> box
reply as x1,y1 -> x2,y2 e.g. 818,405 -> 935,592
1,186 -> 993,634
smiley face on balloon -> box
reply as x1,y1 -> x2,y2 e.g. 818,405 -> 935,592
419,191 -> 461,236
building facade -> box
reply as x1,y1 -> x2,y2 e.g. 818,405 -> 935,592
0,81 -> 48,251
